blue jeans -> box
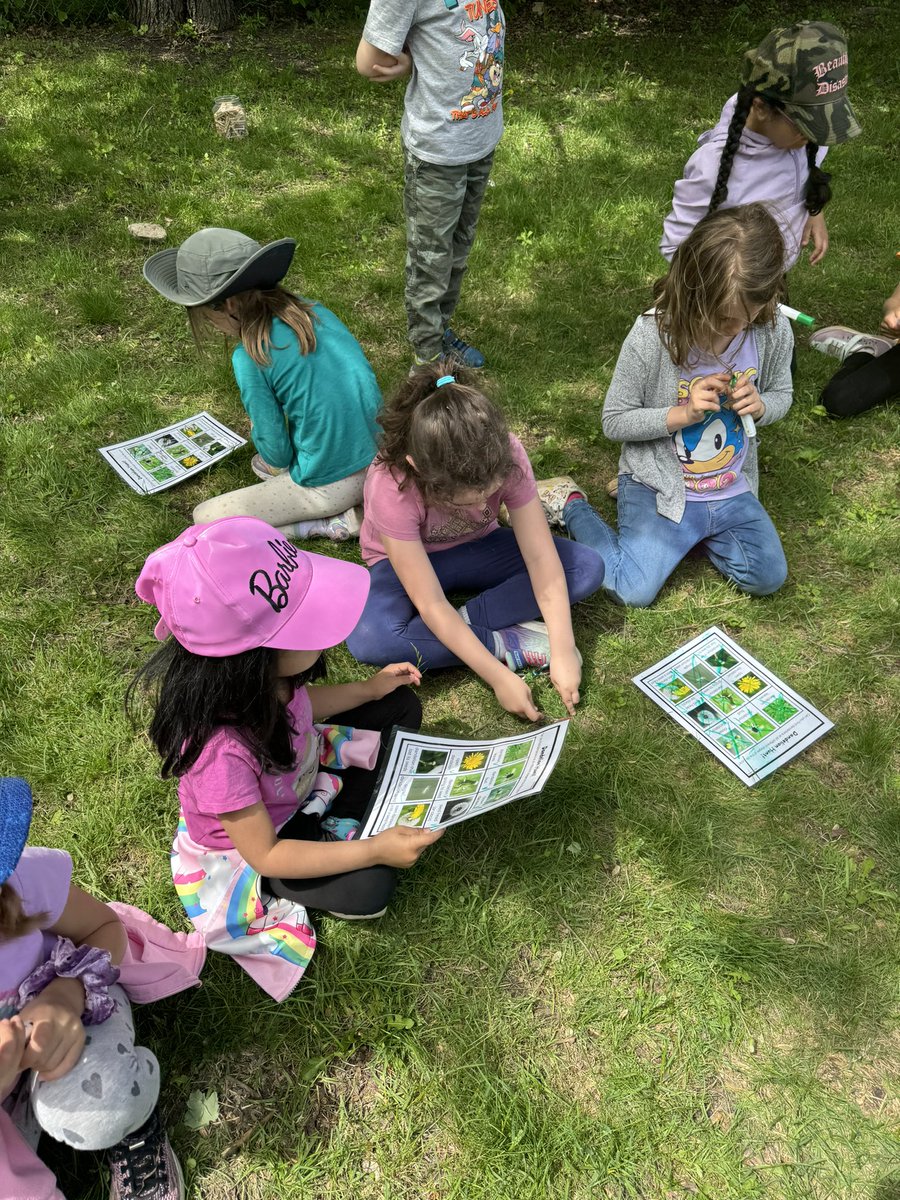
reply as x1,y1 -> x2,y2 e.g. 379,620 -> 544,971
563,476 -> 787,608
346,527 -> 605,668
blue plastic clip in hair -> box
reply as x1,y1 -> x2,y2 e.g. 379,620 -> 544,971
436,375 -> 456,387
442,0 -> 459,8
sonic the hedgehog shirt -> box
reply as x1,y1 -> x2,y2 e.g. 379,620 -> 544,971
672,330 -> 757,501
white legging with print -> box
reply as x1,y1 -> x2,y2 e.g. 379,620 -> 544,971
192,468 -> 366,534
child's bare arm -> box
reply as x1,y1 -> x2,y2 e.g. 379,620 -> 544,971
356,37 -> 411,81
308,664 -> 421,721
220,802 -> 441,876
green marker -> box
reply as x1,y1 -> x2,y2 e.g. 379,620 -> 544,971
779,303 -> 815,328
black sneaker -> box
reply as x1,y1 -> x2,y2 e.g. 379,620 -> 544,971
107,1108 -> 185,1200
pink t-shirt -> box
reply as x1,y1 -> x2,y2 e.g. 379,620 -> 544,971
177,687 -> 321,850
360,434 -> 538,566
0,848 -> 72,1019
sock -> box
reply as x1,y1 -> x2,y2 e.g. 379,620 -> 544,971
284,518 -> 330,539
458,604 -> 470,625
565,491 -> 586,506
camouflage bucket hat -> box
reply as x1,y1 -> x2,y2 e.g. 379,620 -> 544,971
742,21 -> 861,146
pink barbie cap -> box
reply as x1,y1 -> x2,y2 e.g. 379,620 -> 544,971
135,516 -> 371,657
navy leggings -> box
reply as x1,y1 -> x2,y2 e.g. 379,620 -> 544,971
346,527 -> 605,669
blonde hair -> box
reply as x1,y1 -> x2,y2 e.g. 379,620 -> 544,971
653,203 -> 785,367
188,286 -> 318,367
0,879 -> 46,942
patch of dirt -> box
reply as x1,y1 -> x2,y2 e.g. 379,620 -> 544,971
303,1047 -> 381,1138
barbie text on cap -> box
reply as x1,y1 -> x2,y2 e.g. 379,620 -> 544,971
135,516 -> 371,657
0,777 -> 33,885
143,228 -> 296,307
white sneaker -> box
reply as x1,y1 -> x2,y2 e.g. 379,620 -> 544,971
535,477 -> 585,527
324,505 -> 363,542
809,326 -> 894,363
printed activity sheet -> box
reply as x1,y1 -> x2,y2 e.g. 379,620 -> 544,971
99,412 -> 246,495
360,722 -> 570,838
633,626 -> 832,786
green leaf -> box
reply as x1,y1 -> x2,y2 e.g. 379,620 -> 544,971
797,448 -> 823,464
184,1089 -> 219,1130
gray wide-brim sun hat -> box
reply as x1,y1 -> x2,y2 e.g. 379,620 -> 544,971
143,228 -> 296,307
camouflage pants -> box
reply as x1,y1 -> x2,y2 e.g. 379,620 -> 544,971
403,147 -> 494,360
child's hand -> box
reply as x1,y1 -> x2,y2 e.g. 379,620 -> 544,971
371,50 -> 412,82
367,663 -> 422,700
372,823 -> 443,868
18,984 -> 86,1082
880,285 -> 900,333
0,1017 -> 28,1093
682,373 -> 730,425
728,376 -> 766,421
493,669 -> 541,722
550,648 -> 582,717
802,213 -> 829,265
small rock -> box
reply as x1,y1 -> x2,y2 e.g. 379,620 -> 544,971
128,222 -> 167,241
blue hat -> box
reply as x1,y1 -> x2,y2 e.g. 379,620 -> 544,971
0,778 -> 33,885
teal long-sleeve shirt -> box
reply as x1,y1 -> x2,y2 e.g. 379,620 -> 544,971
231,306 -> 381,488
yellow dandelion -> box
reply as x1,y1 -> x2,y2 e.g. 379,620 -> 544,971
736,674 -> 762,695
461,752 -> 486,771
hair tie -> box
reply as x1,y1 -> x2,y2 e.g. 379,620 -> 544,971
435,375 -> 455,388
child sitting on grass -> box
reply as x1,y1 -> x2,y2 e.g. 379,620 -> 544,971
131,517 -> 442,1000
810,278 -> 900,418
0,777 -> 183,1200
538,204 -> 792,609
144,228 -> 381,542
346,362 -> 605,721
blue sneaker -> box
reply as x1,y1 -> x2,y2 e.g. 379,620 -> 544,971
442,328 -> 485,368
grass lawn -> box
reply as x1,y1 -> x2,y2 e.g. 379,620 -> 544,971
1,5 -> 899,1197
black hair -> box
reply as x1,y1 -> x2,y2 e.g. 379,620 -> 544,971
126,640 -> 326,778
707,82 -> 832,218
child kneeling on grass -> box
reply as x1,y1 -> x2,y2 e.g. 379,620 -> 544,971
130,516 -> 442,1002
537,204 -> 792,609
346,363 -> 605,722
144,228 -> 381,543
0,777 -> 183,1200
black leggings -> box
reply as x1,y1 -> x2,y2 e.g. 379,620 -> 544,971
263,686 -> 422,917
821,344 -> 900,419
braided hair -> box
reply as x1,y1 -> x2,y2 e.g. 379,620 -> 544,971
707,83 -> 832,217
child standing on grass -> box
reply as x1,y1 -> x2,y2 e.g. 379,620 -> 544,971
0,777 -> 184,1200
810,278 -> 900,418
144,228 -> 381,542
356,0 -> 505,369
538,205 -> 792,608
346,363 -> 605,722
661,21 -> 860,270
131,516 -> 441,1001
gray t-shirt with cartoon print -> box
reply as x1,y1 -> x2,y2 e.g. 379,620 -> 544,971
363,0 -> 505,166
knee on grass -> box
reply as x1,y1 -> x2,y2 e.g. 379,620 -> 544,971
729,553 -> 788,598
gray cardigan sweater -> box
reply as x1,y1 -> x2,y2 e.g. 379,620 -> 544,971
602,313 -> 794,523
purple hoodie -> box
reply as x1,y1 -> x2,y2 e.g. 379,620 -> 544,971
661,95 -> 828,270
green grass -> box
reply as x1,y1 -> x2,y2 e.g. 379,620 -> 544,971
1,6 -> 899,1198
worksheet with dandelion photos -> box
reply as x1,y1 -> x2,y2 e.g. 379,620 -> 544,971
99,412 -> 246,495
360,722 -> 570,837
634,626 -> 832,786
